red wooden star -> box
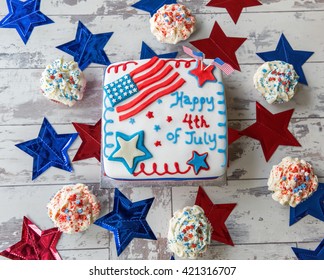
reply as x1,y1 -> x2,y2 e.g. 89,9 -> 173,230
189,60 -> 217,87
146,111 -> 154,119
207,0 -> 262,24
72,119 -> 101,162
228,127 -> 242,145
190,21 -> 247,71
195,187 -> 236,246
0,216 -> 62,260
240,102 -> 301,161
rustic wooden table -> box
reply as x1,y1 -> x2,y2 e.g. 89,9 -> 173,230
0,0 -> 323,260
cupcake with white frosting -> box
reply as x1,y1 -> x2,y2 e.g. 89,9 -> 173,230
40,58 -> 86,107
168,205 -> 212,259
268,157 -> 318,207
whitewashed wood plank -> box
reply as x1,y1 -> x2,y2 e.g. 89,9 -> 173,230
295,241 -> 324,250
0,124 -> 101,186
0,63 -> 323,126
0,184 -> 110,251
0,12 -> 323,69
228,118 -> 324,180
59,248 -> 109,260
0,68 -> 104,125
105,186 -> 172,260
172,243 -> 297,260
1,0 -> 323,16
172,182 -> 324,244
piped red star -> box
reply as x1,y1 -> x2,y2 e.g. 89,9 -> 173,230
146,111 -> 154,119
0,216 -> 62,260
207,0 -> 262,24
240,102 -> 301,161
166,116 -> 173,123
195,187 -> 236,246
190,21 -> 247,71
189,60 -> 217,87
154,141 -> 162,147
72,119 -> 101,162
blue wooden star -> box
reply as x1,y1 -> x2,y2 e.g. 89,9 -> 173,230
140,42 -> 178,59
292,239 -> 324,260
108,131 -> 152,174
290,183 -> 324,226
94,188 -> 156,256
186,151 -> 210,175
132,0 -> 177,16
57,21 -> 113,70
256,34 -> 314,85
0,0 -> 54,44
15,118 -> 78,180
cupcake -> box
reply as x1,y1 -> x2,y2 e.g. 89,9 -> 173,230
40,58 -> 86,107
150,4 -> 196,44
47,183 -> 100,234
168,205 -> 212,259
268,157 -> 318,207
253,61 -> 299,104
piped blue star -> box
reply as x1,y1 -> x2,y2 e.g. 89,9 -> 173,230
0,0 -> 54,44
289,183 -> 324,226
292,239 -> 324,260
186,151 -> 210,175
256,34 -> 314,85
132,0 -> 177,16
57,21 -> 113,70
154,125 -> 161,132
108,131 -> 152,174
15,117 -> 78,180
129,118 -> 136,125
94,188 -> 156,256
140,42 -> 178,59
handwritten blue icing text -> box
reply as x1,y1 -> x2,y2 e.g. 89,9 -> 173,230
170,91 -> 215,112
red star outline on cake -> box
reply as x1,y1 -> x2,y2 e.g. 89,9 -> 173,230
72,119 -> 101,162
189,60 -> 217,87
206,0 -> 262,24
195,187 -> 236,246
190,21 -> 247,71
240,102 -> 301,161
0,216 -> 62,260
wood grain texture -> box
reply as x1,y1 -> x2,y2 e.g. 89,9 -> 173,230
0,0 -> 323,260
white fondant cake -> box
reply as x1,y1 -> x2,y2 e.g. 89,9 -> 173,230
102,57 -> 227,182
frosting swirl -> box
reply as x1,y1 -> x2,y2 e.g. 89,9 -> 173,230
168,205 -> 212,259
268,157 -> 318,207
150,4 -> 196,44
47,183 -> 101,234
40,58 -> 86,107
253,61 -> 299,104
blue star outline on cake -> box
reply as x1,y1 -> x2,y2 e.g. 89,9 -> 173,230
132,0 -> 177,16
292,239 -> 324,260
108,131 -> 152,174
256,34 -> 314,85
94,188 -> 156,256
186,151 -> 210,175
57,21 -> 113,70
140,41 -> 178,59
15,117 -> 78,180
289,183 -> 324,226
0,0 -> 54,44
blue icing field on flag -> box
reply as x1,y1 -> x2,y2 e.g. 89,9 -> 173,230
104,74 -> 139,107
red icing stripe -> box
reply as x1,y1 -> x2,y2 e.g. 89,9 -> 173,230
136,65 -> 173,90
129,56 -> 159,77
118,78 -> 186,121
133,162 -> 192,177
117,72 -> 179,113
133,60 -> 166,84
